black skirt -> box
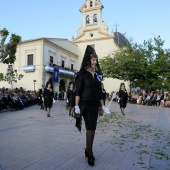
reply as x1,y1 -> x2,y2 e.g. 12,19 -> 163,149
69,100 -> 75,107
80,105 -> 99,130
119,99 -> 127,108
45,98 -> 53,109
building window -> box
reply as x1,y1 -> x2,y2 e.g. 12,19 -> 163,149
49,56 -> 53,66
93,14 -> 98,24
90,1 -> 93,7
71,64 -> 74,71
27,54 -> 33,65
62,60 -> 65,68
86,15 -> 90,25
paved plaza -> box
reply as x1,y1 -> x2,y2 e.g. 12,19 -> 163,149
0,101 -> 170,170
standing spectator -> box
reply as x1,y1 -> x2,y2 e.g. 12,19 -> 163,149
39,85 -> 45,110
64,91 -> 67,100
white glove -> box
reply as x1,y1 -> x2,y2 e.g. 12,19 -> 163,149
67,99 -> 69,103
75,106 -> 81,114
102,105 -> 111,114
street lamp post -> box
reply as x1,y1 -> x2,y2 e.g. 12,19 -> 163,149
33,80 -> 36,91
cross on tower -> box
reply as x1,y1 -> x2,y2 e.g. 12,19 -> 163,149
113,23 -> 119,32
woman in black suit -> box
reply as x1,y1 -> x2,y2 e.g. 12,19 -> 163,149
119,83 -> 128,115
75,45 -> 109,166
44,82 -> 54,117
67,82 -> 75,117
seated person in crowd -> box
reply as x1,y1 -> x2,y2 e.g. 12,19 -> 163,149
150,92 -> 157,106
156,93 -> 161,106
137,93 -> 143,104
128,93 -> 132,103
8,93 -> 19,110
160,93 -> 169,106
19,92 -> 31,107
2,93 -> 10,110
129,92 -> 139,104
164,93 -> 170,107
143,93 -> 151,105
141,94 -> 146,105
146,93 -> 154,106
0,92 -> 6,112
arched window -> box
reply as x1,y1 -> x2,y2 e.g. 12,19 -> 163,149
90,1 -> 93,7
86,15 -> 90,25
93,14 -> 98,24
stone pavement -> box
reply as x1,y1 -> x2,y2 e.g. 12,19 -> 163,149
0,101 -> 170,170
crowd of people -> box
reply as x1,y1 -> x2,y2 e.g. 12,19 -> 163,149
128,90 -> 170,108
0,87 -> 39,112
106,89 -> 170,108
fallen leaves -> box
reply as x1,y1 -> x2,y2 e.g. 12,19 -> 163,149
97,113 -> 170,169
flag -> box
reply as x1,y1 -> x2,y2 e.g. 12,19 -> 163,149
53,68 -> 59,83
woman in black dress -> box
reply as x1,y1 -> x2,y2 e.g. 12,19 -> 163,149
67,82 -> 75,117
119,83 -> 128,115
44,82 -> 54,117
75,45 -> 109,166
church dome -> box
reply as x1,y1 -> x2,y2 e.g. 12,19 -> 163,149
114,32 -> 128,47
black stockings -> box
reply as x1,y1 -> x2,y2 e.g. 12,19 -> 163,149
86,130 -> 95,155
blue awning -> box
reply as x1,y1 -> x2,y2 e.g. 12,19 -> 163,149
23,65 -> 35,72
45,65 -> 54,72
59,69 -> 75,76
45,65 -> 76,76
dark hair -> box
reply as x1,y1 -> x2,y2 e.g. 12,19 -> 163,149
75,45 -> 102,83
119,83 -> 126,91
68,81 -> 74,89
46,81 -> 51,87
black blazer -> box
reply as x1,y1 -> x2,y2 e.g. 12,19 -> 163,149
119,90 -> 128,100
39,88 -> 45,98
76,70 -> 103,106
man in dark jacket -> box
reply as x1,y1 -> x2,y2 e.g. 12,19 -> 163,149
39,85 -> 45,109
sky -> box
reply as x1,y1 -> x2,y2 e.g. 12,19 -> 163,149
1,0 -> 170,49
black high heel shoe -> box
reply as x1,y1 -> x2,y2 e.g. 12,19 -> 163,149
84,149 -> 95,160
88,154 -> 95,166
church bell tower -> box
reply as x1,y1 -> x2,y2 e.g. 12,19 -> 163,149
72,0 -> 113,43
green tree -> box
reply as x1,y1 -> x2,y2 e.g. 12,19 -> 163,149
0,28 -> 23,88
0,70 -> 24,89
100,36 -> 170,90
0,28 -> 21,64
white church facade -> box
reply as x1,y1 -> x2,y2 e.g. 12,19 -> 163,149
0,0 -> 129,93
